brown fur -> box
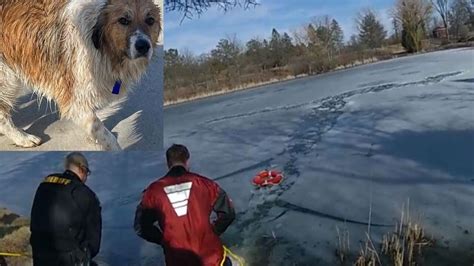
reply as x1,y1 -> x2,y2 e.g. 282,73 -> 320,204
0,0 -> 161,149
95,0 -> 161,68
1,0 -> 75,113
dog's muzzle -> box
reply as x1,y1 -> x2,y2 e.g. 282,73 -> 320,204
135,39 -> 150,57
129,31 -> 153,60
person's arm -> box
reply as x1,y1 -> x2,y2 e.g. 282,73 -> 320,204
86,193 -> 102,258
212,187 -> 235,235
73,186 -> 102,258
134,190 -> 163,245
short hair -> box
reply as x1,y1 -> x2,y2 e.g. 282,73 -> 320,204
64,152 -> 90,173
166,144 -> 190,167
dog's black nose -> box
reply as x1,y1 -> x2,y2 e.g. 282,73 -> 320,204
135,39 -> 150,56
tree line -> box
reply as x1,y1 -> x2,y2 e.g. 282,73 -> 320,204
165,0 -> 474,103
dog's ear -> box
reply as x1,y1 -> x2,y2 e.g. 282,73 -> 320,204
92,17 -> 104,49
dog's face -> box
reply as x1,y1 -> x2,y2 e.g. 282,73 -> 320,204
93,0 -> 161,62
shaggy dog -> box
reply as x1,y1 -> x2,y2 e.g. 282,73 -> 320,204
0,0 -> 161,150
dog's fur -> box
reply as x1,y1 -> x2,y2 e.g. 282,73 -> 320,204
0,0 -> 161,150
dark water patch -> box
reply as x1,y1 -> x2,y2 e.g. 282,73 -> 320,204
267,210 -> 288,222
378,129 -> 474,179
204,71 -> 463,125
214,158 -> 274,181
403,92 -> 474,102
358,80 -> 391,88
453,78 -> 474,83
401,71 -> 421,76
275,199 -> 393,227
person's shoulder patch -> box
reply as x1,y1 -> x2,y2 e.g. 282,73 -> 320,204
43,176 -> 71,185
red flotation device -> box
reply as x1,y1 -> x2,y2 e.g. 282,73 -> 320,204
252,170 -> 283,187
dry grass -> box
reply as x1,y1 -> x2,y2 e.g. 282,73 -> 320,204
354,233 -> 381,266
0,226 -> 31,254
164,45 -> 400,105
0,208 -> 32,266
381,201 -> 433,266
164,75 -> 298,106
336,225 -> 350,264
338,200 -> 433,266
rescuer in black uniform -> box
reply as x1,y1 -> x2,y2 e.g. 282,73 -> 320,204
30,152 -> 102,266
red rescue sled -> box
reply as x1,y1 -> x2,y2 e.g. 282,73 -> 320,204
252,170 -> 283,187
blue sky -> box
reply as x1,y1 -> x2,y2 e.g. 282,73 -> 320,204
165,0 -> 395,54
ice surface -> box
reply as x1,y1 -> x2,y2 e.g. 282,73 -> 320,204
165,48 -> 474,265
1,48 -> 473,265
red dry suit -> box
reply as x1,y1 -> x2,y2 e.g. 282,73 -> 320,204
134,166 -> 235,266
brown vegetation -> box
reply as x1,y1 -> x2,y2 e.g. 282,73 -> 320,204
381,202 -> 433,266
165,0 -> 474,104
0,208 -> 31,266
335,200 -> 434,266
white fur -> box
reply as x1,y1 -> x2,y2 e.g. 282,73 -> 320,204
0,59 -> 43,147
129,30 -> 154,60
0,0 -> 154,150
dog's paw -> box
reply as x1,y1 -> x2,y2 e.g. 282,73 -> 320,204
14,133 -> 42,148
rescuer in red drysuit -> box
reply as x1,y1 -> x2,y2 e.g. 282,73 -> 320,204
134,144 -> 236,266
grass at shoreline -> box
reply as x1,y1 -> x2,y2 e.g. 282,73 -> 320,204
0,208 -> 31,266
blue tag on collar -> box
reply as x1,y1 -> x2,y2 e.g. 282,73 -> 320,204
112,80 -> 122,95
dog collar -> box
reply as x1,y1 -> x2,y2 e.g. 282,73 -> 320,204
112,80 -> 122,95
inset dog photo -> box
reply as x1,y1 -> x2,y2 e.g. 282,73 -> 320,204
0,0 -> 164,151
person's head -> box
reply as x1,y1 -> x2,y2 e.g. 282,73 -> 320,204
64,152 -> 91,182
166,144 -> 190,170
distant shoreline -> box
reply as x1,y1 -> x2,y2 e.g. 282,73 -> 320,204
164,43 -> 473,107
163,59 -> 375,107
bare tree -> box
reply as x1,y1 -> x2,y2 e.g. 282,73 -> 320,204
164,11 -> 403,102
393,18 -> 401,41
165,0 -> 258,19
291,26 -> 311,46
393,0 -> 433,52
311,15 -> 341,61
432,0 -> 450,39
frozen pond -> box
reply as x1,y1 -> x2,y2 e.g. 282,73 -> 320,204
165,48 -> 474,265
1,48 -> 473,265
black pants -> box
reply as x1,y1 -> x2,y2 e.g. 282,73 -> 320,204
223,256 -> 233,266
33,250 -> 89,266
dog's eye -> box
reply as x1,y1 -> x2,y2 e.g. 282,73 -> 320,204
145,17 -> 155,26
118,18 -> 130,25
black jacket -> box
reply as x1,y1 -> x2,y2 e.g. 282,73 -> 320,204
30,170 -> 102,259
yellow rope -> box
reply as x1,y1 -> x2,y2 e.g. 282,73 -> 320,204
220,248 -> 227,266
223,246 -> 246,266
0,252 -> 26,257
